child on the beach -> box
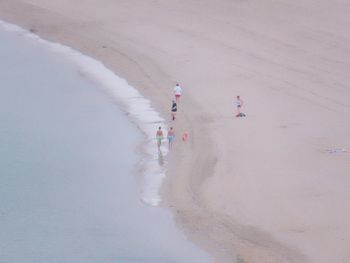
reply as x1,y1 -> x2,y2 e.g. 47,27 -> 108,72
167,127 -> 175,149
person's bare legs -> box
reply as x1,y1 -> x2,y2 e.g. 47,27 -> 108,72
156,126 -> 163,151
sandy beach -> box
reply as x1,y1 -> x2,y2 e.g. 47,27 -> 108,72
1,1 -> 349,262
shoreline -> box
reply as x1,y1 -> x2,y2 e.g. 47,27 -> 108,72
1,1 -> 350,262
0,19 -> 169,207
0,6 -> 232,262
0,12 -> 229,262
0,23 -> 213,262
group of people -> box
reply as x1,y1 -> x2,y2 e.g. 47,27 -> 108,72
156,84 -> 182,150
156,83 -> 245,151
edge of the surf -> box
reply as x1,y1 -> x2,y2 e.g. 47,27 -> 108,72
0,19 -> 168,207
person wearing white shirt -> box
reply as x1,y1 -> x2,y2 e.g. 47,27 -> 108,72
174,83 -> 182,102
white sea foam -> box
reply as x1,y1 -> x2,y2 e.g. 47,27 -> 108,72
0,20 -> 168,206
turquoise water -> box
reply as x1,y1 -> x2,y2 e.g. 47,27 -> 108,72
0,27 -> 211,262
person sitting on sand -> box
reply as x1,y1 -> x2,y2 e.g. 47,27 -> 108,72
174,84 -> 182,102
171,100 -> 177,121
156,126 -> 164,150
167,127 -> 175,149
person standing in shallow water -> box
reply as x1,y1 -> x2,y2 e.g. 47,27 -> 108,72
167,127 -> 175,149
156,126 -> 164,150
174,83 -> 182,102
171,100 -> 177,121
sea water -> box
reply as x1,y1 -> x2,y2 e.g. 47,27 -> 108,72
0,22 -> 212,262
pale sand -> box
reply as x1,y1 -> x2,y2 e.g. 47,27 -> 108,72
1,1 -> 350,262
